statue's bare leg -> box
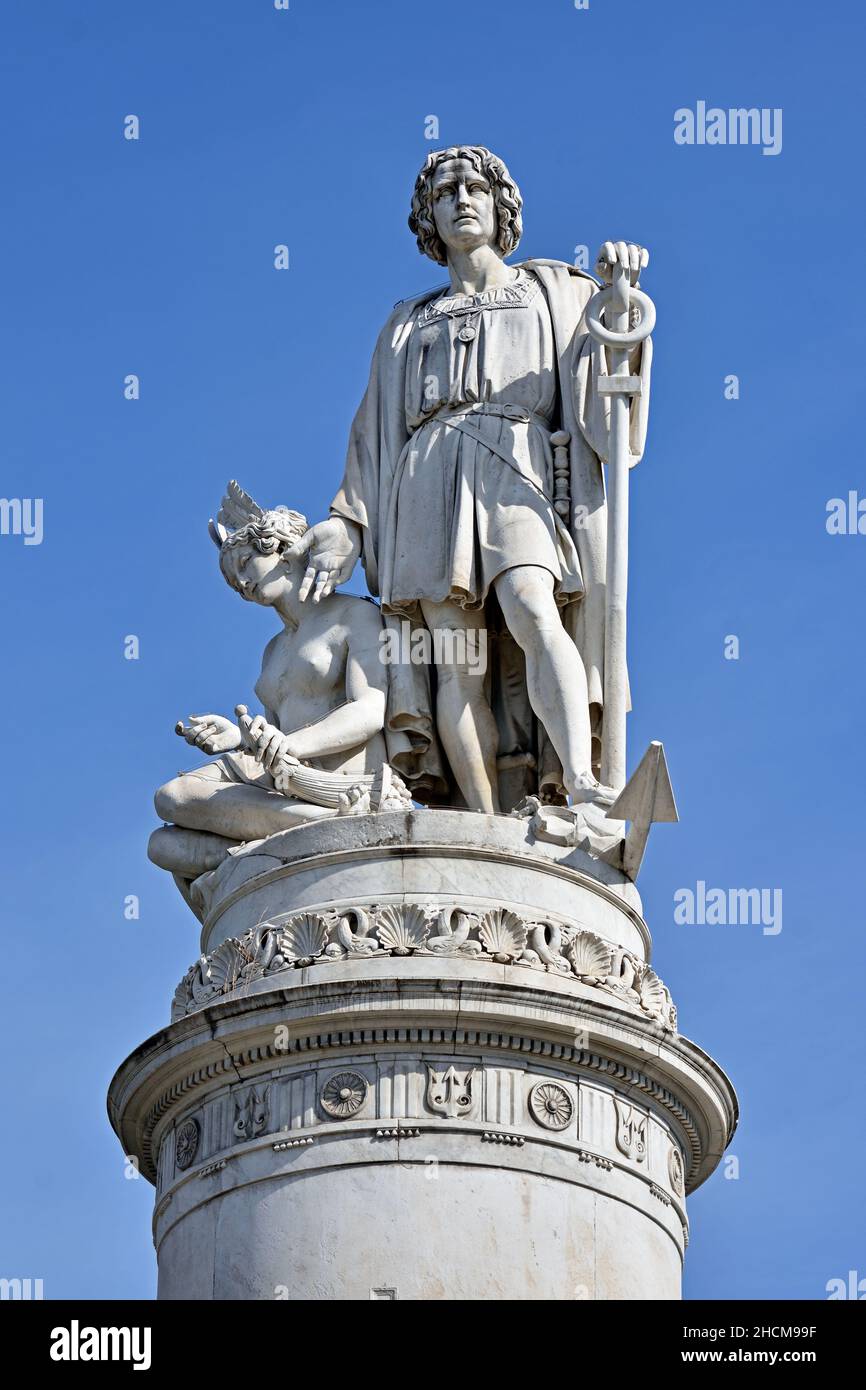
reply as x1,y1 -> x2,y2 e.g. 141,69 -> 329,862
418,598 -> 500,814
149,824 -> 240,879
154,771 -> 337,847
494,565 -> 593,797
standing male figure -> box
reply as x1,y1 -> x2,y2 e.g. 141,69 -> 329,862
292,146 -> 652,814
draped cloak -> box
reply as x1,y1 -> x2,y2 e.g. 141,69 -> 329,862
330,259 -> 651,803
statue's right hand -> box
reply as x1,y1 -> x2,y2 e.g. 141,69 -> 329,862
178,714 -> 242,755
288,516 -> 362,602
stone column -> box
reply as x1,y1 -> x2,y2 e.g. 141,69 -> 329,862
109,811 -> 736,1301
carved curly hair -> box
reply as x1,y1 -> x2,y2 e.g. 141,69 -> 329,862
409,146 -> 523,266
219,509 -> 308,590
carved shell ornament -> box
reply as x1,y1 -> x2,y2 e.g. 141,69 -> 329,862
478,908 -> 527,962
528,1082 -> 574,1131
170,904 -> 678,1032
175,1118 -> 200,1171
320,1071 -> 369,1118
272,914 -> 329,967
371,904 -> 431,954
566,929 -> 612,982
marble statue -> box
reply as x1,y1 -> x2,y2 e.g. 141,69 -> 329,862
148,147 -> 666,901
148,483 -> 410,895
113,148 -> 738,1309
290,145 -> 652,815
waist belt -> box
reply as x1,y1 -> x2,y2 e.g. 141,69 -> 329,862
423,402 -> 556,506
434,400 -> 549,428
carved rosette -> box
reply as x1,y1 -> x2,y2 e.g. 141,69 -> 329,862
175,1117 -> 200,1171
171,907 -> 678,1033
528,1082 -> 574,1131
320,1071 -> 368,1118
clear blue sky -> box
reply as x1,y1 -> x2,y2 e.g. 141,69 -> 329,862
1,0 -> 864,1301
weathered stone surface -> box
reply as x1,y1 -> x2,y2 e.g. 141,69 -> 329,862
109,818 -> 735,1301
113,147 -> 738,1300
191,809 -> 646,955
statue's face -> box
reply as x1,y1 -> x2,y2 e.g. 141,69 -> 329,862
431,158 -> 499,258
221,542 -> 291,606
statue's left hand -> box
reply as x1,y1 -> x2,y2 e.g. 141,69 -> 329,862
241,714 -> 292,772
178,713 -> 242,755
595,241 -> 649,286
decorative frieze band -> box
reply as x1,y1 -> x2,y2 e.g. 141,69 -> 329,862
137,1023 -> 700,1201
142,1030 -> 700,1185
172,905 -> 677,1031
166,1061 -> 686,1209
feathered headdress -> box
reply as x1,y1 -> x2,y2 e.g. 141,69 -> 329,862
209,481 -> 306,550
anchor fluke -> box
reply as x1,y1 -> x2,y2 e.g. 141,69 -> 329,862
605,741 -> 678,880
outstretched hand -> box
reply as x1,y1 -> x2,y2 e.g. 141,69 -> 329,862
175,713 -> 242,755
288,516 -> 362,602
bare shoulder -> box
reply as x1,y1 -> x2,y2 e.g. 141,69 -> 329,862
328,592 -> 383,641
260,630 -> 284,661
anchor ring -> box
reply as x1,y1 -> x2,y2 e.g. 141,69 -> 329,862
585,286 -> 656,348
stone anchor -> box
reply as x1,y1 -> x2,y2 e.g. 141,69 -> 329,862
109,145 -> 736,1302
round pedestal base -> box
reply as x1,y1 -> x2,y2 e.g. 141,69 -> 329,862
109,813 -> 736,1301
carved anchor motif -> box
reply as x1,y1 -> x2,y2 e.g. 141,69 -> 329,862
425,1065 -> 474,1119
668,1143 -> 685,1196
614,1099 -> 647,1163
233,1085 -> 271,1142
